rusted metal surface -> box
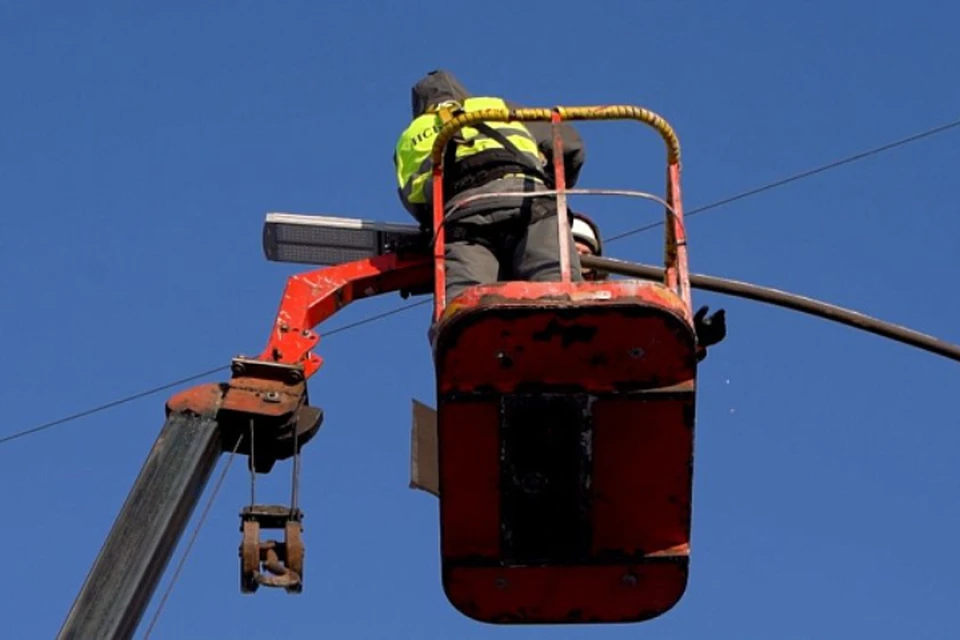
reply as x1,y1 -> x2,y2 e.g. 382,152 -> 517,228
432,273 -> 697,625
434,280 -> 696,396
437,390 -> 696,559
164,382 -> 223,417
239,505 -> 304,594
240,519 -> 261,593
443,562 -> 688,624
284,520 -> 305,590
165,358 -> 323,473
437,385 -> 695,623
438,279 -> 692,322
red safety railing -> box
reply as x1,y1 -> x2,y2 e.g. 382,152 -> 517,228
429,105 -> 688,322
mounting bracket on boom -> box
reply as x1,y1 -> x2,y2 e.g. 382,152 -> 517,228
165,226 -> 433,596
166,356 -> 323,595
167,357 -> 324,473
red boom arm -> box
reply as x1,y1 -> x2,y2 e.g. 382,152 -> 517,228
165,250 -> 432,471
255,251 -> 432,380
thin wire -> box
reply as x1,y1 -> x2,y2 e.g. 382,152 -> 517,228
290,426 -> 300,514
141,435 -> 242,639
0,300 -> 428,447
0,366 -> 230,446
249,418 -> 256,506
605,116 -> 960,243
324,299 -> 428,336
3,116 -> 957,448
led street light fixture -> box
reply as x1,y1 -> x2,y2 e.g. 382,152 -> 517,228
262,213 -> 423,266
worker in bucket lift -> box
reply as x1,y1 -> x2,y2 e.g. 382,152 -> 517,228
394,69 -> 585,304
570,210 -> 607,281
570,210 -> 727,361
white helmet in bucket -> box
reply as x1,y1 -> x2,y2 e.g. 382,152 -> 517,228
569,211 -> 606,280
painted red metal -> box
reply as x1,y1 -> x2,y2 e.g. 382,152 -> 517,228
436,280 -> 694,394
438,400 -> 501,559
444,563 -> 688,624
163,252 -> 430,469
550,109 -> 572,282
255,252 -> 432,379
432,278 -> 698,624
432,165 -> 447,316
418,104 -> 697,624
665,161 -> 689,303
589,393 -> 694,556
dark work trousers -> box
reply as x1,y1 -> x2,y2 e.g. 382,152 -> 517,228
444,203 -> 584,303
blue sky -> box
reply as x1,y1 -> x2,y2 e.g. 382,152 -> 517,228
2,1 -> 959,638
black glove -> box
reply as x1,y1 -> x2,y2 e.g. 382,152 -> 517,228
694,306 -> 726,348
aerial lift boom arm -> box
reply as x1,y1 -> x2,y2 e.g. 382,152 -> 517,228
59,101 -> 689,637
58,248 -> 433,640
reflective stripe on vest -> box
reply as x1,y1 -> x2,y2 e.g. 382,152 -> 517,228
394,96 -> 544,209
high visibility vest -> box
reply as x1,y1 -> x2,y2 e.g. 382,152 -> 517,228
394,96 -> 546,218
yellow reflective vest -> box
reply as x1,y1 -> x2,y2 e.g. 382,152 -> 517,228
394,96 -> 546,221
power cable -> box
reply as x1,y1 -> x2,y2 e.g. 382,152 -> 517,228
141,436 -> 242,639
3,115 -> 957,448
605,116 -> 960,243
0,366 -> 230,446
0,300 -> 428,447
582,255 -> 960,363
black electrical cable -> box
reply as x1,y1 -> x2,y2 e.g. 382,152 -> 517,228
582,254 -> 960,363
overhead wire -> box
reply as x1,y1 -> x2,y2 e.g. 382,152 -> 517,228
605,116 -> 960,243
0,366 -> 230,446
0,300 -> 427,447
1,115 -> 958,449
141,435 -> 243,639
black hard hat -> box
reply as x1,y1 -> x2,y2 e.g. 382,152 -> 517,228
411,69 -> 471,118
